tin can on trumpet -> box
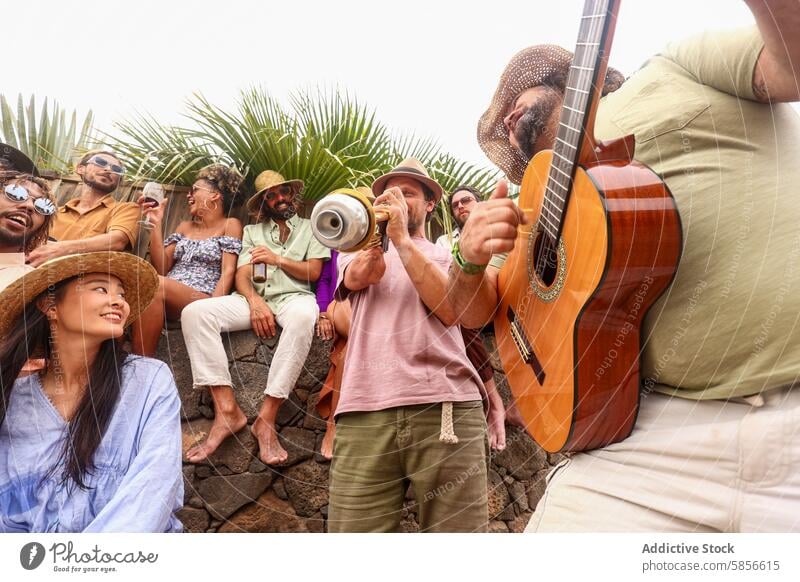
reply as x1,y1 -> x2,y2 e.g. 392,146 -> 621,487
310,188 -> 389,252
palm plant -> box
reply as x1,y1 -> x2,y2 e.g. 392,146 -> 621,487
109,86 -> 499,234
107,113 -> 228,186
0,94 -> 94,174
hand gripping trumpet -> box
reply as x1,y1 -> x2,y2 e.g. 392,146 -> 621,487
310,188 -> 390,252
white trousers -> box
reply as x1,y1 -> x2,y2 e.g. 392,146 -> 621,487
527,386 -> 800,532
181,294 -> 318,399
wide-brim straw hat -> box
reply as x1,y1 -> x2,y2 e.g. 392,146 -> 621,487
0,142 -> 39,176
246,170 -> 304,214
0,252 -> 158,339
371,158 -> 443,205
477,45 -> 624,185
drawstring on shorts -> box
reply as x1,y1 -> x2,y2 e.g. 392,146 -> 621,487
439,401 -> 459,444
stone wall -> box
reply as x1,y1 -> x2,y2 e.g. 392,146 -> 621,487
159,328 -> 561,533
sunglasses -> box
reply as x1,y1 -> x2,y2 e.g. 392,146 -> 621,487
264,184 -> 294,201
88,156 -> 125,175
451,196 -> 477,210
190,184 -> 216,195
3,183 -> 57,216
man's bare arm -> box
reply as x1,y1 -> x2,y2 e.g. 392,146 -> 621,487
747,0 -> 800,102
396,238 -> 458,327
343,247 -> 385,292
27,231 -> 131,267
446,180 -> 525,328
448,265 -> 501,329
276,257 -> 324,282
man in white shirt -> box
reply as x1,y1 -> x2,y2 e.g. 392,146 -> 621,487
434,185 -> 481,250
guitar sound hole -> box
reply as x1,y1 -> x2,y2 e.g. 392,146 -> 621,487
533,232 -> 559,287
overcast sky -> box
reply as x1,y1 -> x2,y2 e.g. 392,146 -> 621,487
7,1 -> 784,168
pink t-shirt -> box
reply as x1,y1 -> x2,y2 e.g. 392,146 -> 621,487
334,237 -> 483,415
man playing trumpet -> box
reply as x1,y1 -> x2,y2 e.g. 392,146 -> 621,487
327,159 -> 488,532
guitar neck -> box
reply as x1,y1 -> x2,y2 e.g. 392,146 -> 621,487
540,0 -> 620,242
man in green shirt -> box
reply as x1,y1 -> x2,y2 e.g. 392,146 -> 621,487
182,171 -> 330,465
450,2 -> 800,531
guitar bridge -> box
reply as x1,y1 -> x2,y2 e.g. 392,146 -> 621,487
507,307 -> 546,385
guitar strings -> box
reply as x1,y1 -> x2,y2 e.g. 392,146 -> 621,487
533,0 -> 608,283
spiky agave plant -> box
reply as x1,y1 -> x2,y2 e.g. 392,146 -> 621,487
0,94 -> 94,174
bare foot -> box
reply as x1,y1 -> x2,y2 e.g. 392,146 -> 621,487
186,409 -> 248,463
505,400 -> 526,429
320,420 -> 336,460
487,403 -> 507,451
251,419 -> 288,465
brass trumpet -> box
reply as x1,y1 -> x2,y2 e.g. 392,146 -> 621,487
310,188 -> 390,252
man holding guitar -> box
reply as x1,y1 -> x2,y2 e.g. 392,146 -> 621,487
449,0 -> 800,532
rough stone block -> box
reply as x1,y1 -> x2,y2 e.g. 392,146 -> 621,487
273,478 -> 288,501
294,336 -> 331,391
279,426 -> 317,466
284,461 -> 329,517
199,472 -> 273,521
487,469 -> 512,520
275,391 -> 306,428
156,329 -> 202,421
182,466 -> 197,505
488,520 -> 510,533
303,391 -> 328,431
176,507 -> 210,533
508,513 -> 532,533
223,329 -> 260,362
508,480 -> 529,513
491,427 -> 548,481
218,491 -> 309,533
305,514 -> 325,533
527,470 -> 549,511
228,361 -> 268,422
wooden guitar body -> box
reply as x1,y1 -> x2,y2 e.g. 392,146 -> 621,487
495,145 -> 682,452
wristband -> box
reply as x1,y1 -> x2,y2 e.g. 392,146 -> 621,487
452,240 -> 487,275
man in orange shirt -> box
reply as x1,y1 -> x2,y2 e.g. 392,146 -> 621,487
27,150 -> 140,267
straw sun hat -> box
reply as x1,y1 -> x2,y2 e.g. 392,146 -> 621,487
477,45 -> 624,185
246,170 -> 304,214
0,252 -> 158,339
371,158 -> 443,205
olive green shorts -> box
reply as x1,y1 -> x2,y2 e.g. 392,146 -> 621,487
328,401 -> 488,533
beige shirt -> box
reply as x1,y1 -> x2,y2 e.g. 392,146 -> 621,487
236,215 -> 330,313
494,27 -> 800,400
0,253 -> 33,292
51,194 -> 140,249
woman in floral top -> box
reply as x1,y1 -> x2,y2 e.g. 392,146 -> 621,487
131,165 -> 244,355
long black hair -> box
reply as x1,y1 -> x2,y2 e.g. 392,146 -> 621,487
0,277 -> 129,489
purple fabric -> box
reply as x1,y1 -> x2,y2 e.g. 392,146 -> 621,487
315,250 -> 338,312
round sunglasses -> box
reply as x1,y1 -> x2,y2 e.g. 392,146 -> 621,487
4,183 -> 57,216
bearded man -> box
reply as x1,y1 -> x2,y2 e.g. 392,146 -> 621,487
27,150 -> 140,267
0,144 -> 56,290
181,170 -> 330,466
448,1 -> 800,532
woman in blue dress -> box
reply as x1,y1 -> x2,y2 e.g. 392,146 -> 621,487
132,164 -> 244,355
0,251 -> 183,532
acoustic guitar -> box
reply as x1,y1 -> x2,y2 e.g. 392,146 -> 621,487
495,0 -> 682,452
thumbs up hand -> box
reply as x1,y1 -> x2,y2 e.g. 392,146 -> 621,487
458,180 -> 526,266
